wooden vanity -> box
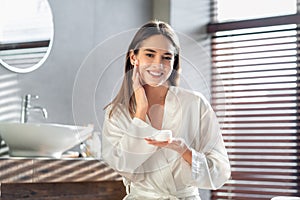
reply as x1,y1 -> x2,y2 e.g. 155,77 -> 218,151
0,158 -> 125,200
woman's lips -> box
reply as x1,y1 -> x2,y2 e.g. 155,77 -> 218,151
147,70 -> 163,77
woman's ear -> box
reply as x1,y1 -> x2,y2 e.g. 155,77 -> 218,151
129,50 -> 137,65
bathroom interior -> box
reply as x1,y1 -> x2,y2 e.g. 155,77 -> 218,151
0,0 -> 299,199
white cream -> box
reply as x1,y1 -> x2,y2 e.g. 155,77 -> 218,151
152,130 -> 172,141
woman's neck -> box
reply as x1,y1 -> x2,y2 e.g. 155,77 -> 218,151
144,84 -> 169,106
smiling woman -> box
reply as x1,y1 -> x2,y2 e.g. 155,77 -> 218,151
0,0 -> 54,73
101,20 -> 231,199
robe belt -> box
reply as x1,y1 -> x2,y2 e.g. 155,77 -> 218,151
130,186 -> 199,199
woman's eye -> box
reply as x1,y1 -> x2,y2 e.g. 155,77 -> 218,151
146,54 -> 154,58
163,57 -> 172,60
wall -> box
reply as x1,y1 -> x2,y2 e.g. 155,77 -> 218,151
0,0 -> 152,126
0,0 -> 211,129
0,1 -> 211,199
170,0 -> 212,100
71,0 -> 153,130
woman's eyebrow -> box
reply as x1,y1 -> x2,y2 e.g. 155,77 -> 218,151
144,48 -> 156,53
143,48 -> 173,56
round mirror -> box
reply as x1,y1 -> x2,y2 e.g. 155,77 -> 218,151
0,0 -> 54,73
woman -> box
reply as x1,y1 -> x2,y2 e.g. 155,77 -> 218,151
102,20 -> 230,199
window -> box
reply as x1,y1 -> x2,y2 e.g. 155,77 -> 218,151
216,0 -> 297,22
208,1 -> 300,199
0,0 -> 53,72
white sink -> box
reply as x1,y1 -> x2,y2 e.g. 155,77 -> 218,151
0,122 -> 93,158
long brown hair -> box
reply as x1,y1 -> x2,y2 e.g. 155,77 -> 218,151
106,20 -> 181,118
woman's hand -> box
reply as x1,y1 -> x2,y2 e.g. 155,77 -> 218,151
132,61 -> 148,121
145,137 -> 193,164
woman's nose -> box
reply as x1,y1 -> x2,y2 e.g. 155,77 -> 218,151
151,62 -> 164,69
152,57 -> 164,68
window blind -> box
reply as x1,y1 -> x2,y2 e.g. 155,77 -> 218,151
0,40 -> 49,69
208,15 -> 300,199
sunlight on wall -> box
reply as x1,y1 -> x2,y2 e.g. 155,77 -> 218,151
0,74 -> 20,122
0,74 -> 20,157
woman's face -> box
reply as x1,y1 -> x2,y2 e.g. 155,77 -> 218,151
133,34 -> 176,87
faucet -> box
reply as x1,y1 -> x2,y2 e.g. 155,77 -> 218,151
20,94 -> 48,123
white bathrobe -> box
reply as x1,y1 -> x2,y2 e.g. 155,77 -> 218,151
102,86 -> 231,200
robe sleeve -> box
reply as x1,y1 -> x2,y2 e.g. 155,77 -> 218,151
181,95 -> 231,190
101,105 -> 158,181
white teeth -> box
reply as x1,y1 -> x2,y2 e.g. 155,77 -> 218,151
149,71 -> 162,76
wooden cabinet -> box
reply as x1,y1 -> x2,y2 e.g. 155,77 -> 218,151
1,181 -> 125,200
0,159 -> 125,200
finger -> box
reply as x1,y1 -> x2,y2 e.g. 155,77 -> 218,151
146,140 -> 169,145
147,143 -> 168,148
132,64 -> 137,80
135,60 -> 139,67
145,138 -> 161,144
132,60 -> 140,81
133,72 -> 141,90
138,71 -> 144,87
145,138 -> 167,142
